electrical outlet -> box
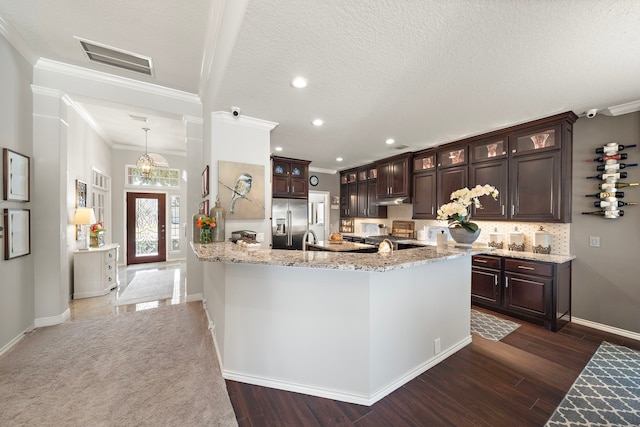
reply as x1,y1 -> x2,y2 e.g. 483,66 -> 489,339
589,236 -> 600,247
434,338 -> 441,355
256,233 -> 265,242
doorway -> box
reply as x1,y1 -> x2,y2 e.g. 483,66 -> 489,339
308,191 -> 330,241
126,192 -> 166,265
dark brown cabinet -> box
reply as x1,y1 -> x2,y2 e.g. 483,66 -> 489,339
413,171 -> 437,219
339,169 -> 357,217
376,153 -> 411,198
437,166 -> 467,211
509,150 -> 562,221
356,166 -> 387,218
469,159 -> 508,219
472,255 -> 571,332
272,156 -> 311,198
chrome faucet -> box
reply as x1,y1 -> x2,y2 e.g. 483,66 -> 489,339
302,229 -> 317,251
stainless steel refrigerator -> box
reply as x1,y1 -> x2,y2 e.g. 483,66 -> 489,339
272,198 -> 308,250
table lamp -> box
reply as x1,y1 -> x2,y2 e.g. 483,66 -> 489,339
73,207 -> 96,250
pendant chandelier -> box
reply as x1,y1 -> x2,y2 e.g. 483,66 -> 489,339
136,127 -> 169,180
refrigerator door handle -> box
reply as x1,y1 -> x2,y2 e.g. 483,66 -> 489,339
287,210 -> 292,246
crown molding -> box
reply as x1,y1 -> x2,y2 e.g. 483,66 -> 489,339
34,58 -> 202,106
602,99 -> 640,116
211,111 -> 278,131
0,15 -> 38,65
64,95 -> 114,147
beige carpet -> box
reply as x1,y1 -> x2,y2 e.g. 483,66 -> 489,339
115,269 -> 178,306
0,302 -> 238,427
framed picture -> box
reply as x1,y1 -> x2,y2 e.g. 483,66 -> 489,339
202,165 -> 210,197
218,160 -> 265,219
331,195 -> 339,209
203,199 -> 210,216
3,149 -> 30,202
4,209 -> 31,260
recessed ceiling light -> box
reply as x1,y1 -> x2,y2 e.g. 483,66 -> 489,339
385,138 -> 395,145
336,157 -> 343,162
275,146 -> 283,152
291,76 -> 308,89
312,119 -> 324,126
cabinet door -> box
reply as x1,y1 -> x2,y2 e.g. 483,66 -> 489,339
504,272 -> 551,316
511,125 -> 561,156
412,171 -> 436,219
471,138 -> 508,163
470,160 -> 508,220
389,158 -> 409,196
290,177 -> 308,198
377,163 -> 390,197
357,181 -> 368,217
437,166 -> 468,210
367,180 -> 386,218
437,145 -> 468,168
290,162 -> 308,179
340,184 -> 349,217
273,176 -> 290,197
510,151 -> 562,221
348,181 -> 357,217
471,267 -> 501,307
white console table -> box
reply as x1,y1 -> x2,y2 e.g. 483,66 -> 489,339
73,244 -> 120,299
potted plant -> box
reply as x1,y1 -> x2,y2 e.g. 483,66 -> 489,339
437,185 -> 499,245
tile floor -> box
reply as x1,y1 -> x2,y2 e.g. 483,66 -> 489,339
69,260 -> 187,321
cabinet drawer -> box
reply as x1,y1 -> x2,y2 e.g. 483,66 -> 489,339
105,249 -> 116,263
505,259 -> 553,277
472,255 -> 501,270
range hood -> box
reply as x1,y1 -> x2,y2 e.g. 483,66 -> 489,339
372,197 -> 411,206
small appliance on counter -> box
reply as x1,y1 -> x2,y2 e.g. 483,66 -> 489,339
231,230 -> 257,243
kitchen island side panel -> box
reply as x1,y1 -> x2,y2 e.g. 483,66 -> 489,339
204,256 -> 472,405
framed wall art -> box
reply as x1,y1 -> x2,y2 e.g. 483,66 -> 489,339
218,160 -> 265,219
202,165 -> 210,197
4,208 -> 31,260
3,148 -> 30,202
203,198 -> 210,216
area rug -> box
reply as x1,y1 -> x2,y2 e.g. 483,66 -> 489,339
0,302 -> 238,427
545,341 -> 640,426
115,269 -> 178,306
470,309 -> 521,342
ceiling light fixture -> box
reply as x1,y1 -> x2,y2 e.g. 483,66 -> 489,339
291,76 -> 308,89
385,138 -> 395,145
275,146 -> 283,152
312,119 -> 324,126
336,157 -> 343,162
136,127 -> 169,181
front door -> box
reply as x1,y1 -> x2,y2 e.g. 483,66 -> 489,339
127,192 -> 166,265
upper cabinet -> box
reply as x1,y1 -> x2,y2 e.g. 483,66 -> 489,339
376,153 -> 412,198
437,145 -> 468,169
272,156 -> 311,198
339,169 -> 357,217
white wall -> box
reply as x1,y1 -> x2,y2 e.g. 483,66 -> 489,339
0,34 -> 35,352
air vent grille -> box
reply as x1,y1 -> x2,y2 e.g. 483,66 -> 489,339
78,38 -> 153,76
393,144 -> 410,150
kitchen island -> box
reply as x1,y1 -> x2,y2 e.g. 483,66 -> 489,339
193,242 -> 490,405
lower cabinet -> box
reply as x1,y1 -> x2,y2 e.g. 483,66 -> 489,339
73,244 -> 120,299
472,254 -> 571,332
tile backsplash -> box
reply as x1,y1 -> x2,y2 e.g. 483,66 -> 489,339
353,204 -> 571,255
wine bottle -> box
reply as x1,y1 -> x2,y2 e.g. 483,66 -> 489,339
581,210 -> 624,218
595,143 -> 637,154
586,153 -> 628,162
598,182 -> 639,190
596,162 -> 638,172
586,172 -> 628,180
584,191 -> 624,198
593,200 -> 637,208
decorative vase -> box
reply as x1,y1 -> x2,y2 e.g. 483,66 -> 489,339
449,227 -> 481,246
200,228 -> 212,244
210,196 -> 225,242
90,231 -> 105,248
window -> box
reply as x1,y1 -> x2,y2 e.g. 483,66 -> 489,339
92,170 -> 109,223
126,165 -> 180,187
170,196 -> 180,251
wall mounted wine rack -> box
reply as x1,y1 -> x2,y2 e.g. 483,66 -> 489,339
584,142 -> 638,218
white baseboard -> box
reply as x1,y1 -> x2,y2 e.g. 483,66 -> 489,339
222,335 -> 473,406
572,317 -> 640,342
186,293 -> 203,302
0,324 -> 35,357
34,308 -> 70,328
201,300 -> 224,373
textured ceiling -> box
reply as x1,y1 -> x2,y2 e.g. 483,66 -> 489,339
1,1 -> 640,171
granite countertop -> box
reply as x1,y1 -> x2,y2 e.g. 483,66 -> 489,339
191,241 -> 492,272
306,241 -> 376,252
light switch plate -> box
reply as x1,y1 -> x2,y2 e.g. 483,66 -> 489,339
589,236 -> 600,247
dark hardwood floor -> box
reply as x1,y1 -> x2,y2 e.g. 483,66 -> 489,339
226,306 -> 640,427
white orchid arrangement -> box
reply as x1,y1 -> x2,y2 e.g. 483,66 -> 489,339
437,185 -> 499,232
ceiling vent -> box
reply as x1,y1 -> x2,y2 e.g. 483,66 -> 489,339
77,38 -> 154,76
129,114 -> 148,122
393,144 -> 410,150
